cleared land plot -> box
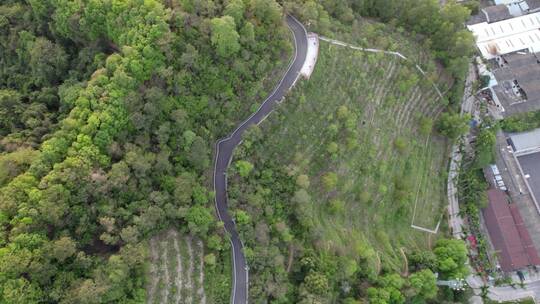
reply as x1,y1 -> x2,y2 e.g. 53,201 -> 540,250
518,152 -> 540,205
147,230 -> 206,304
243,42 -> 449,270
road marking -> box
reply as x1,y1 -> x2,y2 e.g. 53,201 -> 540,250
212,15 -> 308,304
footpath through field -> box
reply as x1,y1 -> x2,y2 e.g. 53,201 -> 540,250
318,36 -> 445,101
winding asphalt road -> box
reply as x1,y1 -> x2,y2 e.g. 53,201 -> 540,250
213,15 -> 308,304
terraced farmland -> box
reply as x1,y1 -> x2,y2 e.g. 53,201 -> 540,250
229,40 -> 450,273
147,230 -> 206,304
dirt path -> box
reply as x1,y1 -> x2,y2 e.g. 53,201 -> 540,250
286,244 -> 295,273
160,240 -> 170,304
196,239 -> 207,304
320,36 -> 444,102
400,247 -> 409,276
171,230 -> 183,304
147,238 -> 160,304
184,236 -> 194,304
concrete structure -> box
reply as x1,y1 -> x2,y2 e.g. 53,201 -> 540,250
467,12 -> 540,59
300,33 -> 319,79
495,0 -> 532,16
467,0 -> 540,25
490,52 -> 540,116
483,188 -> 540,271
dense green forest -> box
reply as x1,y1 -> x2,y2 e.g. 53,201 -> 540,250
0,0 -> 474,303
0,0 -> 289,302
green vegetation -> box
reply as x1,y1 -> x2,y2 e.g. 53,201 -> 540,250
436,112 -> 471,142
227,19 -> 466,300
500,109 -> 540,132
474,126 -> 497,168
433,239 -> 469,279
0,0 -> 475,303
458,123 -> 498,275
0,0 -> 289,302
147,230 -> 212,304
287,0 -> 475,80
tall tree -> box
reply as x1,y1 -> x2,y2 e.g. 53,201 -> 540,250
210,16 -> 241,58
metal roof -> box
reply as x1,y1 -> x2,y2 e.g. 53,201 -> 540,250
483,188 -> 540,271
467,12 -> 540,59
517,152 -> 540,208
509,127 -> 540,154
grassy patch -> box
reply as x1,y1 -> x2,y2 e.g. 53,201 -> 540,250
204,248 -> 232,304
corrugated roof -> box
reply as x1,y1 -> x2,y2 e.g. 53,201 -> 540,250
483,188 -> 540,271
467,12 -> 540,59
517,152 -> 540,211
510,204 -> 540,264
509,127 -> 540,153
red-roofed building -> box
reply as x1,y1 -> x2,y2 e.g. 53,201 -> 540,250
509,204 -> 540,265
483,188 -> 540,271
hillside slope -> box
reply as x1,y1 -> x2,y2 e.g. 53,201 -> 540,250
228,26 -> 452,302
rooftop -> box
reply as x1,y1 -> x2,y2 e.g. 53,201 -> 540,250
490,52 -> 540,115
494,0 -> 540,15
483,188 -> 540,271
517,152 -> 540,209
467,12 -> 540,59
483,5 -> 513,23
528,0 -> 540,10
509,127 -> 540,154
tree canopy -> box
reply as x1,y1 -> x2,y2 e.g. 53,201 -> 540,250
0,0 -> 473,302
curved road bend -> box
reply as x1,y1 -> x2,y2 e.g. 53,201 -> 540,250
213,15 -> 308,304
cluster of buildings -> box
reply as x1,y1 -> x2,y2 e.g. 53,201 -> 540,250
465,0 -> 540,276
468,0 -> 540,116
483,131 -> 540,273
